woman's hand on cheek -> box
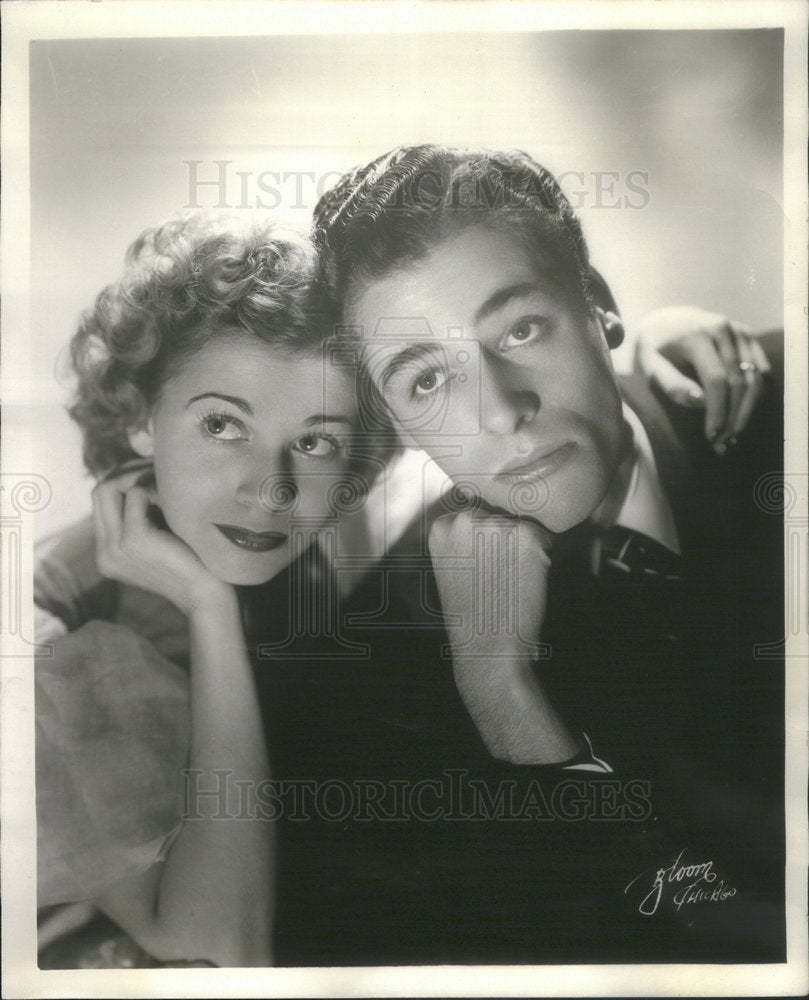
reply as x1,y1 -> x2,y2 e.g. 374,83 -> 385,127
92,465 -> 229,617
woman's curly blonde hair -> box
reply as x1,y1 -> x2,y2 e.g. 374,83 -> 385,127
69,214 -> 331,475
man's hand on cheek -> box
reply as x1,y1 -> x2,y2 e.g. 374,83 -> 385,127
428,508 -> 578,765
428,508 -> 552,656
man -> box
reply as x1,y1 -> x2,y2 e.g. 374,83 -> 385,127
274,144 -> 784,965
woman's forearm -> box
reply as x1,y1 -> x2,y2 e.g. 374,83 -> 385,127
154,588 -> 273,966
96,586 -> 274,968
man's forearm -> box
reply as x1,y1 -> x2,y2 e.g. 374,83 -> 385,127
451,647 -> 582,765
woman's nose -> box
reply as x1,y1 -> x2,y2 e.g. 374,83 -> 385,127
235,453 -> 299,514
480,357 -> 540,435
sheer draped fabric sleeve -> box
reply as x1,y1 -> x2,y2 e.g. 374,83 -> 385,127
36,620 -> 190,906
35,520 -> 191,907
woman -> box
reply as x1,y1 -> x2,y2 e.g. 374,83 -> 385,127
35,214 -> 372,968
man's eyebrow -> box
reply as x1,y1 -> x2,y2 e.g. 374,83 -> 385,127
473,281 -> 545,325
187,392 -> 253,415
379,343 -> 442,389
303,414 -> 354,427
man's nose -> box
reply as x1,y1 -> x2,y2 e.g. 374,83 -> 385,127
480,355 -> 540,435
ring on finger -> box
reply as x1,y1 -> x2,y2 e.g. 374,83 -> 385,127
738,360 -> 757,373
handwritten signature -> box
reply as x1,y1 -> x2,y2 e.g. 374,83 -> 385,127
625,848 -> 737,915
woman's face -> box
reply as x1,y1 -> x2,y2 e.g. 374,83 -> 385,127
133,330 -> 358,585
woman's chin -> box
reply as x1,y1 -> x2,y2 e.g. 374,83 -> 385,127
205,552 -> 292,588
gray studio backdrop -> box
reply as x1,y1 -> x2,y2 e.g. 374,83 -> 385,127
29,30 -> 784,538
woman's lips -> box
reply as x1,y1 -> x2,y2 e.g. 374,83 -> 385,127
496,442 -> 576,483
214,524 -> 288,553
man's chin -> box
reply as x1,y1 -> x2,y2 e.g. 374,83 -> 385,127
505,488 -> 602,535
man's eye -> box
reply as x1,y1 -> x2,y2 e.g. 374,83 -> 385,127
292,433 -> 339,458
502,318 -> 546,350
411,368 -> 450,398
200,412 -> 246,441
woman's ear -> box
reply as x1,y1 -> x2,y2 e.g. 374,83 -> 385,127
596,308 -> 625,350
128,422 -> 155,458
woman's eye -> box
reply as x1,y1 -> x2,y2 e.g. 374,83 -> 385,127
412,368 -> 450,397
502,318 -> 546,350
200,412 -> 245,441
293,433 -> 339,458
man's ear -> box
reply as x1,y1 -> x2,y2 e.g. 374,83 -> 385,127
596,307 -> 625,350
128,421 -> 155,458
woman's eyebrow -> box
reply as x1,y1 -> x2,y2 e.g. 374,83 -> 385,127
186,392 -> 253,415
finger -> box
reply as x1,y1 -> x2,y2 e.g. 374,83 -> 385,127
641,348 -> 705,409
442,483 -> 484,513
686,335 -> 731,447
710,325 -> 746,448
98,458 -> 154,486
92,480 -> 129,576
516,517 -> 554,557
467,507 -> 554,553
749,336 -> 773,378
729,334 -> 767,439
92,478 -> 127,548
90,486 -> 110,551
121,486 -> 154,543
471,500 -> 521,522
429,509 -> 471,544
98,468 -> 155,502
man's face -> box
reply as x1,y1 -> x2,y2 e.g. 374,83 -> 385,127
348,224 -> 628,532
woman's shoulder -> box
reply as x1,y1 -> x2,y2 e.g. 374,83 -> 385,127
35,517 -> 115,634
35,517 -> 190,665
34,524 -> 193,907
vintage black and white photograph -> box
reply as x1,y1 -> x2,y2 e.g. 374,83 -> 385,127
2,1 -> 807,996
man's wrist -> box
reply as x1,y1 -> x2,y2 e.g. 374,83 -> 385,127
447,634 -> 542,664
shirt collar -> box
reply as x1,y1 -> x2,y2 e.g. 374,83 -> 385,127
611,404 -> 681,556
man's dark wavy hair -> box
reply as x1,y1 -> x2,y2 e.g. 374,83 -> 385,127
312,144 -> 596,317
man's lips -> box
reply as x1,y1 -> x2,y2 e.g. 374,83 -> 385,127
214,524 -> 288,552
495,442 -> 575,482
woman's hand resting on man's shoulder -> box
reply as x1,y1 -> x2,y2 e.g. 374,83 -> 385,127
634,306 -> 771,454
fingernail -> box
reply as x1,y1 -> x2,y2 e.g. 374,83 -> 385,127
687,388 -> 704,406
727,435 -> 738,448
714,441 -> 727,455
